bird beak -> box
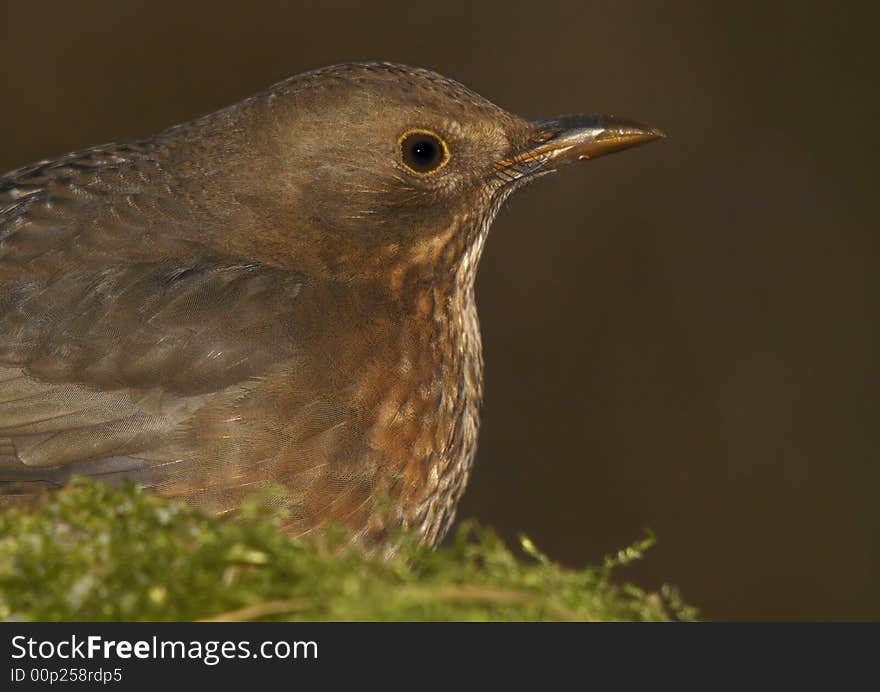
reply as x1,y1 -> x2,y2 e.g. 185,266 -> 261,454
495,114 -> 665,180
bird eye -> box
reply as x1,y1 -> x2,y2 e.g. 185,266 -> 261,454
399,130 -> 449,175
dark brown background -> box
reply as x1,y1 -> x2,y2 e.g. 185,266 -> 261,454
1,1 -> 877,620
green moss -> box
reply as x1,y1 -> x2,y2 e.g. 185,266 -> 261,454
0,479 -> 695,621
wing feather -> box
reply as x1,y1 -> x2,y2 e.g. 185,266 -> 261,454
0,143 -> 379,542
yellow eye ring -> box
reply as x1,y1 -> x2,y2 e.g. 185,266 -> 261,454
398,129 -> 450,175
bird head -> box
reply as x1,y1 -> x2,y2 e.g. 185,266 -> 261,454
190,63 -> 663,286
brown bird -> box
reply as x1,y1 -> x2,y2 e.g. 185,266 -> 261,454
0,63 -> 662,549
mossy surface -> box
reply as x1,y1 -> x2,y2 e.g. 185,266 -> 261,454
0,479 -> 695,622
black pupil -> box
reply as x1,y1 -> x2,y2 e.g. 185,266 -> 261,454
402,133 -> 444,172
411,138 -> 436,162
